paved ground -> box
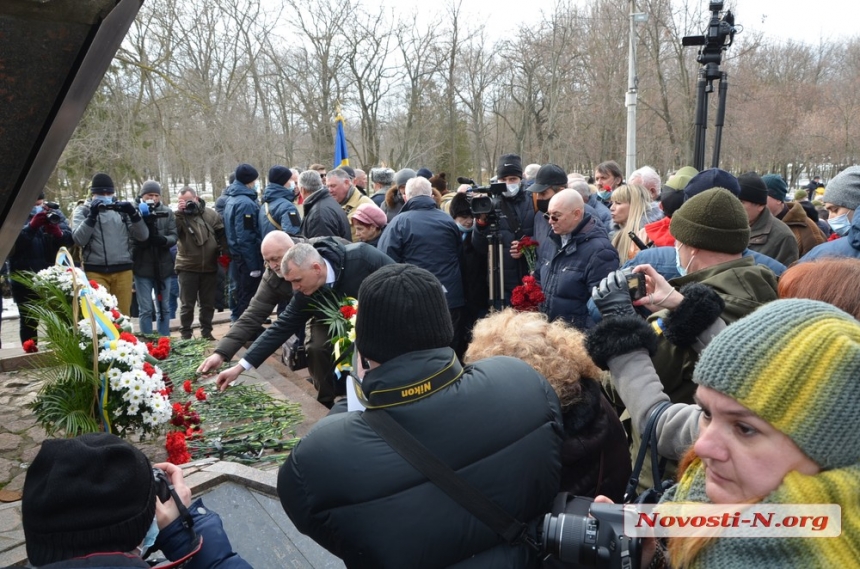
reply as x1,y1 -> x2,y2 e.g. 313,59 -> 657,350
0,300 -> 335,566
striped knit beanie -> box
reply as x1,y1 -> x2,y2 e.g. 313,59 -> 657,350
693,299 -> 860,470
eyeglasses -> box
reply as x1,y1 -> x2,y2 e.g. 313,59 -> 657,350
543,212 -> 562,222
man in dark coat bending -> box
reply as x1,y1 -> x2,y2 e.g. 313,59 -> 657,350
277,264 -> 563,568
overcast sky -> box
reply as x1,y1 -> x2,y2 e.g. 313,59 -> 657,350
386,0 -> 854,45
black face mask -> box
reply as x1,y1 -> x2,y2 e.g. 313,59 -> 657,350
536,199 -> 550,214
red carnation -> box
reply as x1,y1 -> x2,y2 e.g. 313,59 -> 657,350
23,339 -> 38,353
166,431 -> 191,465
143,362 -> 156,377
111,308 -> 121,320
89,279 -> 100,289
183,380 -> 192,393
195,387 -> 207,401
339,305 -> 357,320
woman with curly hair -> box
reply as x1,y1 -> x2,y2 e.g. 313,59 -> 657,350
609,183 -> 653,262
466,309 -> 630,502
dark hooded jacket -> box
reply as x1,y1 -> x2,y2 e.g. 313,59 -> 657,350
300,189 -> 351,241
536,214 -> 619,329
241,239 -> 394,368
259,182 -> 301,236
132,201 -> 178,280
377,195 -> 465,309
223,180 -> 263,272
10,210 -> 74,273
278,348 -> 564,569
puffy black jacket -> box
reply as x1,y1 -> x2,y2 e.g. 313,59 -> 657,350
536,215 -> 618,329
132,202 -> 177,280
223,181 -> 263,272
377,195 -> 465,309
241,238 -> 394,367
471,188 -> 535,301
300,189 -> 352,241
279,347 -> 564,569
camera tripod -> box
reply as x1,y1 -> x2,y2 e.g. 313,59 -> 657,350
485,226 -> 507,311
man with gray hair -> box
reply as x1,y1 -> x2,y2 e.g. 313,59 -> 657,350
327,167 -> 375,241
377,176 -> 466,357
214,238 -> 394,406
569,177 -> 612,231
298,169 -> 351,240
627,165 -> 664,223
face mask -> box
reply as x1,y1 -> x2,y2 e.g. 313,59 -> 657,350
829,214 -> 851,236
30,205 -> 42,216
286,182 -> 295,191
140,517 -> 159,553
503,183 -> 520,197
598,189 -> 612,201
536,199 -> 550,214
457,222 -> 473,233
675,243 -> 694,277
93,195 -> 115,206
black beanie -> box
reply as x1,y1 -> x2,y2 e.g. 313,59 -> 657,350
449,192 -> 472,219
670,188 -> 750,254
737,172 -> 768,205
22,433 -> 156,565
496,154 -> 524,179
268,165 -> 293,186
139,180 -> 162,197
356,264 -> 454,364
235,163 -> 259,185
90,173 -> 115,194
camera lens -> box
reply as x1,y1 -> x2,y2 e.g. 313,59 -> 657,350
541,513 -> 599,565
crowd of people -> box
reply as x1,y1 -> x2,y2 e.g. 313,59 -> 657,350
10,157 -> 860,568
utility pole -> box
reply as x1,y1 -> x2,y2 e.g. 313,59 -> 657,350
625,1 -> 648,179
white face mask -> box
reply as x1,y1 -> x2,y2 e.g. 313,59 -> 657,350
828,213 -> 851,236
675,242 -> 694,277
503,183 -> 520,197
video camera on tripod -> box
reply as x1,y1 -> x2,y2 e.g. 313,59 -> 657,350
456,177 -> 508,226
682,1 -> 741,171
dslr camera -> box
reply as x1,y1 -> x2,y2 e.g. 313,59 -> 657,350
43,201 -> 62,224
539,496 -> 641,569
183,200 -> 200,214
152,467 -> 172,503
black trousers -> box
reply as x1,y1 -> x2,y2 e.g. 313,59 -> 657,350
178,270 -> 218,337
11,281 -> 39,344
305,319 -> 344,407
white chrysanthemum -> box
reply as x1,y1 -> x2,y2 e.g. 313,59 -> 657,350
119,372 -> 136,390
126,404 -> 140,416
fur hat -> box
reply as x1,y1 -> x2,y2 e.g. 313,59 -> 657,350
670,188 -> 750,254
90,173 -> 115,194
496,154 -> 524,179
235,163 -> 259,185
449,192 -> 472,219
529,164 -> 568,193
356,264 -> 454,364
694,299 -> 860,469
139,180 -> 162,197
823,166 -> 860,211
371,168 -> 395,186
684,168 -> 741,201
22,433 -> 156,565
429,172 -> 448,193
737,172 -> 768,205
268,165 -> 293,186
762,174 -> 789,202
351,203 -> 387,229
394,168 -> 417,188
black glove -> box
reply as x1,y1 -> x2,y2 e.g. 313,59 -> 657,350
150,235 -> 168,247
87,204 -> 101,223
592,269 -> 636,319
116,201 -> 137,216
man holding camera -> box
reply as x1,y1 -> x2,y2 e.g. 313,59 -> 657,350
471,153 -> 535,304
132,180 -> 177,337
9,193 -> 74,345
175,187 -> 229,340
72,173 -> 149,315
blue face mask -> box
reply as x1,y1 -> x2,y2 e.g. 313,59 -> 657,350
829,214 -> 851,237
457,222 -> 473,234
30,205 -> 42,216
93,195 -> 115,206
598,189 -> 612,201
675,243 -> 693,277
140,517 -> 159,553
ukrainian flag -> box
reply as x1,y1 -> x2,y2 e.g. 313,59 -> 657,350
334,107 -> 349,168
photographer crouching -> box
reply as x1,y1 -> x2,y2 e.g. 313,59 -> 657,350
133,181 -> 177,337
22,433 -> 250,568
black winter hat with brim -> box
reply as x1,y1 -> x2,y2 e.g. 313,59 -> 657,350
22,433 -> 156,565
356,264 -> 453,364
670,188 -> 750,254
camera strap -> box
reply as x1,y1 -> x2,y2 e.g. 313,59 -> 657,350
264,203 -> 282,231
362,409 -> 538,550
624,400 -> 672,504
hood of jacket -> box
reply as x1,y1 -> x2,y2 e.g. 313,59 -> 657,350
850,212 -> 860,250
262,182 -> 297,204
385,185 -> 404,210
313,236 -> 347,280
224,180 -> 257,200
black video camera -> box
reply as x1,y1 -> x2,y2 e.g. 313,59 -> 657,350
43,201 -> 62,224
458,177 -> 508,223
540,496 -> 641,569
682,1 -> 736,66
98,202 -> 122,212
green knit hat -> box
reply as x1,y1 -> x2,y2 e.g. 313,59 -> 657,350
694,299 -> 860,470
669,188 -> 749,253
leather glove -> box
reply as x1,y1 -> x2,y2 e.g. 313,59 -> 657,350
29,211 -> 48,229
45,222 -> 63,239
87,203 -> 101,222
150,235 -> 168,247
592,269 -> 637,319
